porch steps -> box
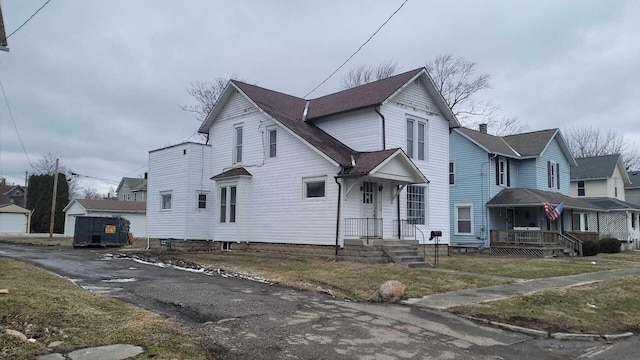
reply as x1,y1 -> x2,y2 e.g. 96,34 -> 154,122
382,242 -> 430,268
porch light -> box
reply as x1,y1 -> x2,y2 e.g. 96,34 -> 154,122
378,185 -> 384,192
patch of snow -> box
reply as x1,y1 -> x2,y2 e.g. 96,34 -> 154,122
102,278 -> 137,283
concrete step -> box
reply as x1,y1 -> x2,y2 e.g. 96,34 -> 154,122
397,256 -> 424,263
392,250 -> 419,257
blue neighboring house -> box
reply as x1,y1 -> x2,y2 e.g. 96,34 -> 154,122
449,125 -> 601,255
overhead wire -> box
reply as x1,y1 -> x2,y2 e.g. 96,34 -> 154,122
301,0 -> 409,98
1,0 -> 54,43
0,77 -> 34,169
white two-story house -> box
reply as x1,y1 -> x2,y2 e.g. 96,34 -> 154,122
147,68 -> 460,251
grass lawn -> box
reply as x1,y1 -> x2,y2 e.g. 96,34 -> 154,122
136,251 -> 510,301
0,237 -> 73,247
0,257 -> 218,360
437,252 -> 640,279
450,275 -> 640,334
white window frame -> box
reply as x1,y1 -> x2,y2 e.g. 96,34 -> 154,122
233,124 -> 243,164
218,185 -> 237,223
549,161 -> 558,189
197,193 -> 207,209
303,176 -> 326,199
455,204 -> 474,235
449,160 -> 456,186
267,127 -> 277,158
572,212 -> 589,231
577,181 -> 585,197
406,185 -> 426,225
160,191 -> 172,210
406,117 -> 428,161
498,159 -> 506,186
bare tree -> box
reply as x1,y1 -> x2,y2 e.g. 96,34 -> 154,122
81,187 -> 103,199
425,53 -> 525,135
32,153 -> 79,199
565,125 -> 640,170
179,75 -> 244,123
340,60 -> 400,89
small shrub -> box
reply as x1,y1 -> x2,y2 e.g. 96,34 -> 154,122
599,238 -> 621,253
582,240 -> 600,256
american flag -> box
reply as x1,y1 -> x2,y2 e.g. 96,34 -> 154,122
544,200 -> 565,221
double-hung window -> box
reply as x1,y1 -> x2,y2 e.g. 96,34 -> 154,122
219,186 -> 237,223
406,185 -> 425,225
577,181 -> 585,196
548,161 -> 559,189
161,192 -> 172,210
499,159 -> 506,186
449,160 -> 456,185
406,118 -> 427,160
268,128 -> 277,158
198,194 -> 207,209
233,125 -> 243,163
455,204 -> 473,235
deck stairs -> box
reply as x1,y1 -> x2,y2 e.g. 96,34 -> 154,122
382,240 -> 430,268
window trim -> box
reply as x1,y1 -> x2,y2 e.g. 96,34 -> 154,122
548,161 -> 559,189
160,191 -> 172,211
233,124 -> 243,164
303,176 -> 326,199
406,117 -> 428,161
267,127 -> 277,158
406,185 -> 426,225
577,181 -> 585,197
454,203 -> 474,235
498,159 -> 506,186
197,193 -> 207,209
219,187 -> 227,222
449,160 -> 456,186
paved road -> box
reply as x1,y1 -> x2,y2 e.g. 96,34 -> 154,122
0,243 -> 636,359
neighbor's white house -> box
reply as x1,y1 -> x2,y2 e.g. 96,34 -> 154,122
63,199 -> 147,238
147,68 -> 460,248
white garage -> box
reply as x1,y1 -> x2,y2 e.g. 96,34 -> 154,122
0,204 -> 30,234
63,199 -> 146,238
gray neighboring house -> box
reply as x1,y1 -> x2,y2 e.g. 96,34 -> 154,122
116,177 -> 147,202
570,154 -> 640,242
626,170 -> 640,206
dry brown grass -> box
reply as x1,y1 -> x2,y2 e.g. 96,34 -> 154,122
0,257 -> 218,360
437,252 -> 640,278
0,237 -> 73,247
451,275 -> 640,334
140,251 -> 510,301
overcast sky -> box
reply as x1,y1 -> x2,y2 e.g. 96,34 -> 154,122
0,0 -> 638,194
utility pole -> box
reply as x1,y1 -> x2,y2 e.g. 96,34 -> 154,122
24,170 -> 28,208
49,158 -> 59,237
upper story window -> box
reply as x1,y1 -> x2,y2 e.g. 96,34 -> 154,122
268,128 -> 277,158
406,118 -> 427,161
495,158 -> 510,187
161,192 -> 172,210
577,181 -> 585,196
198,193 -> 207,209
449,160 -> 456,185
233,125 -> 243,163
548,161 -> 559,189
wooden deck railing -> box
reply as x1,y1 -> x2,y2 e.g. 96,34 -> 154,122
565,231 -> 599,242
490,229 -> 559,246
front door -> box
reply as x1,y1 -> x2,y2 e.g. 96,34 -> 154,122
361,181 -> 380,237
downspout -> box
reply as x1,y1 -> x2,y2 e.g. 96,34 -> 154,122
374,106 -> 386,149
334,176 -> 342,257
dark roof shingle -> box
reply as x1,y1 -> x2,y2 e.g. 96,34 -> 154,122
627,170 -> 640,189
455,128 -> 518,157
486,188 -> 602,211
502,129 -> 558,157
211,167 -> 252,180
75,199 -> 146,212
571,154 -> 621,180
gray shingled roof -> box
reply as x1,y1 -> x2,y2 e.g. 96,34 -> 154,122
455,128 -> 519,157
339,149 -> 399,177
211,167 -> 252,180
122,177 -> 147,191
486,188 -> 602,211
306,69 -> 423,119
502,129 -> 558,157
571,154 -> 621,180
627,170 -> 640,189
580,197 -> 640,211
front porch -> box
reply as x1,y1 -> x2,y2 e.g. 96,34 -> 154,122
490,229 -> 591,256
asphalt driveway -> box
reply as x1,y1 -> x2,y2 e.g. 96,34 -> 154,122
0,243 -> 636,359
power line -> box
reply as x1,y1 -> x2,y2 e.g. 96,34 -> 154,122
0,77 -> 34,169
2,0 -> 54,43
302,0 -> 409,98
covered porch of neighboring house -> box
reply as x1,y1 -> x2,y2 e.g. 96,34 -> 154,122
338,149 -> 429,242
580,198 -> 640,250
486,188 -> 602,257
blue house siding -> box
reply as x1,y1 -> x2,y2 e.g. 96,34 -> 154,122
517,159 -> 537,188
489,156 -> 517,197
537,138 -> 571,196
449,131 -> 490,246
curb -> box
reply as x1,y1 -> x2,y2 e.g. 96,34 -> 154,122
462,316 -> 634,341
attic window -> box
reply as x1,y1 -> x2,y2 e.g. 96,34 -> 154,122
183,149 -> 187,155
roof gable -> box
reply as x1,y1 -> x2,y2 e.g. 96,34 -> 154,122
502,129 -> 558,157
571,154 -> 630,183
117,177 -> 147,193
454,128 -> 519,158
338,148 -> 427,184
211,167 -> 252,180
627,171 -> 640,189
